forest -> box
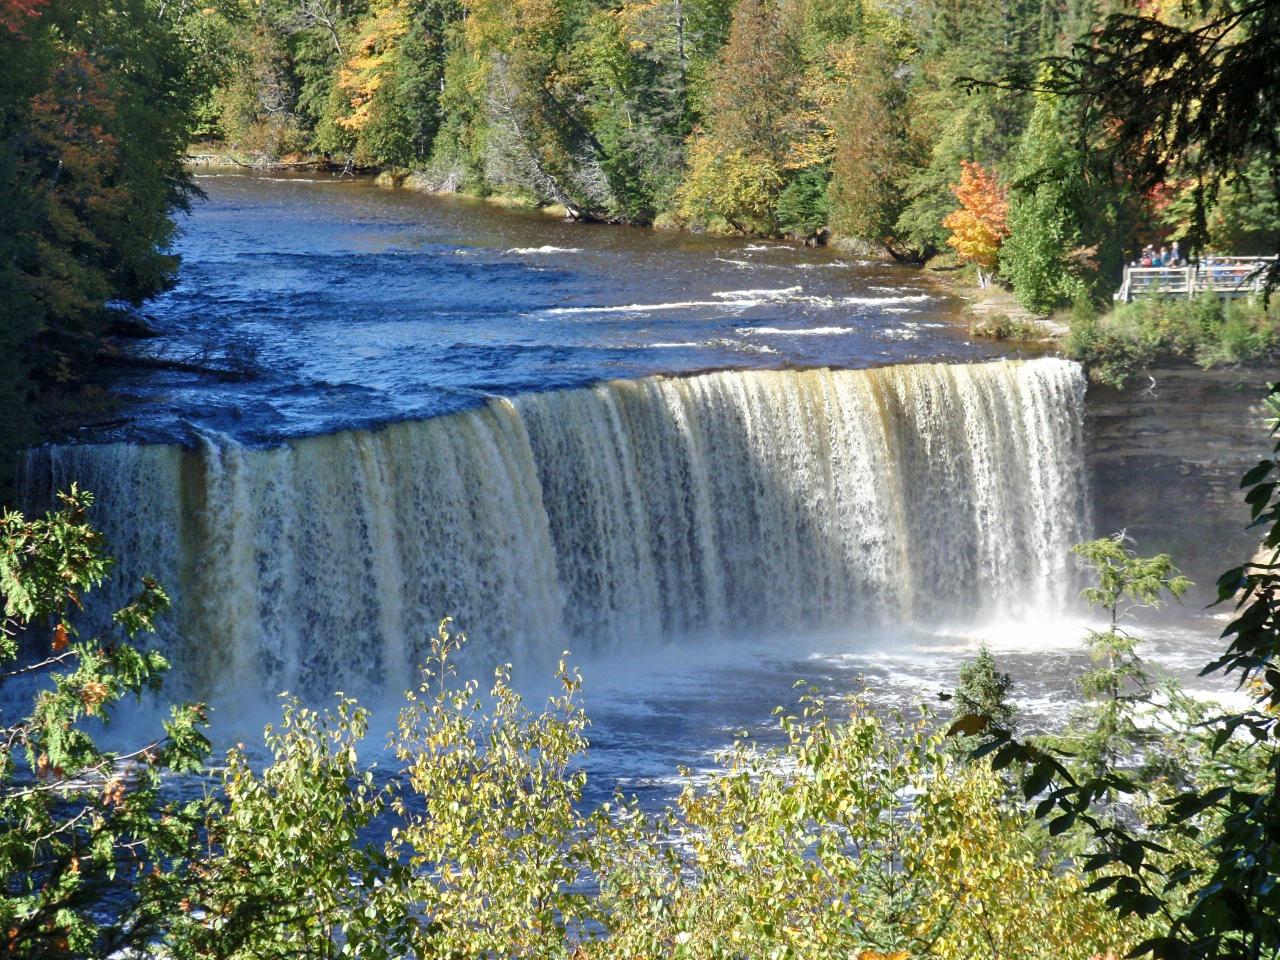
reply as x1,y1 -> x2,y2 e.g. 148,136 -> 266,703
3,0 -> 1280,477
179,0 -> 1280,292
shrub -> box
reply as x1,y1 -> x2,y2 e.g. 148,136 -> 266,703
173,623 -> 1143,959
1065,294 -> 1280,387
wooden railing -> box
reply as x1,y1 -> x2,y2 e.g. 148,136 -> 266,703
1114,256 -> 1277,302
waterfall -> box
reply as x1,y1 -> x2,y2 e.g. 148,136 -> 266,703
20,358 -> 1088,705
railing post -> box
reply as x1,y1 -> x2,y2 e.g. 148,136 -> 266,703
1186,266 -> 1194,299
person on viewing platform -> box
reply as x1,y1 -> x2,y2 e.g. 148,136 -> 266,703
1170,241 -> 1184,266
1140,246 -> 1154,267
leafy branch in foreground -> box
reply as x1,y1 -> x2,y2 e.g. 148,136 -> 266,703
179,624 -> 1138,959
952,384 -> 1280,959
0,486 -> 209,958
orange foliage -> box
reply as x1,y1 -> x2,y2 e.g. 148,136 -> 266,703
942,160 -> 1010,271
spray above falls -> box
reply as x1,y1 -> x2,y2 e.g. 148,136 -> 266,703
22,358 -> 1089,705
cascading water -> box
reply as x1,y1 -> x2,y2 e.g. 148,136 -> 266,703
20,357 -> 1088,708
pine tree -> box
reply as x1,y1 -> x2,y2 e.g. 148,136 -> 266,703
954,643 -> 1015,729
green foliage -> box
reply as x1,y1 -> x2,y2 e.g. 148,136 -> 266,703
390,623 -> 596,956
776,166 -> 831,239
1054,536 -> 1189,779
147,620 -> 1141,958
892,0 -> 1039,255
953,643 -> 1014,729
998,91 -> 1127,313
954,387 -> 1280,958
1066,295 -> 1280,388
158,0 -> 1279,325
0,0 -> 201,485
675,0 -> 805,235
678,140 -> 783,234
1201,157 -> 1280,258
1036,1 -> 1280,292
594,694 -> 1136,959
167,696 -> 410,959
0,488 -> 209,957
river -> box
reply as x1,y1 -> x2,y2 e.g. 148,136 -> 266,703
18,172 -> 1268,805
93,171 -> 1013,443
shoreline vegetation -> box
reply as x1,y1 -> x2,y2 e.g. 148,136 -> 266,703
180,145 -> 1280,390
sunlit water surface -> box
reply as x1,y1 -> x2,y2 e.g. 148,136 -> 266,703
54,173 -> 1241,809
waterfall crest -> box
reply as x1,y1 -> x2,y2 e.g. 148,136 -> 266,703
22,358 -> 1088,703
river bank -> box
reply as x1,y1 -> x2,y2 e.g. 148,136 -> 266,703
304,158 -> 1280,387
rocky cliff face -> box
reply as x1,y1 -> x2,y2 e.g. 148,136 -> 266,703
1085,365 -> 1274,608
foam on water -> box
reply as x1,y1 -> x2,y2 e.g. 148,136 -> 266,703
739,326 -> 857,336
841,294 -> 935,306
504,245 -> 583,255
23,357 -> 1089,716
713,286 -> 803,300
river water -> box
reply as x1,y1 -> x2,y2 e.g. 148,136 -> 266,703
22,173 -> 1261,805
101,172 -> 1012,443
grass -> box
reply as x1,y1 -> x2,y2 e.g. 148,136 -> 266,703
1064,294 -> 1280,387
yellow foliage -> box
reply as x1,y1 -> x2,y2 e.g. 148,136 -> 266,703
906,764 -> 1137,958
336,0 -> 409,132
677,133 -> 783,233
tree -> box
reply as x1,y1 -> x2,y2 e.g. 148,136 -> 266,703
1036,0 -> 1280,289
0,0 -> 52,490
0,488 -> 209,956
825,41 -> 917,257
953,642 -> 1014,729
943,160 -> 1010,285
892,0 -> 1040,256
1061,535 -> 1189,780
0,0 -> 200,489
999,89 -> 1129,312
676,0 -> 804,234
577,0 -> 691,223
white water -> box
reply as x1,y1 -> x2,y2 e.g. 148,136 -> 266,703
21,358 -> 1088,709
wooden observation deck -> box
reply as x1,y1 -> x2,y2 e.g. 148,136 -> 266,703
1114,256 -> 1277,302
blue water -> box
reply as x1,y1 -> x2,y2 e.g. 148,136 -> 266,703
60,173 -> 1233,812
106,171 -> 1019,444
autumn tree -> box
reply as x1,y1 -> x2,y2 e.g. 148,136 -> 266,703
943,160 -> 1010,286
891,0 -> 1043,255
827,37 -> 927,259
0,0 -> 200,491
677,0 -> 805,234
